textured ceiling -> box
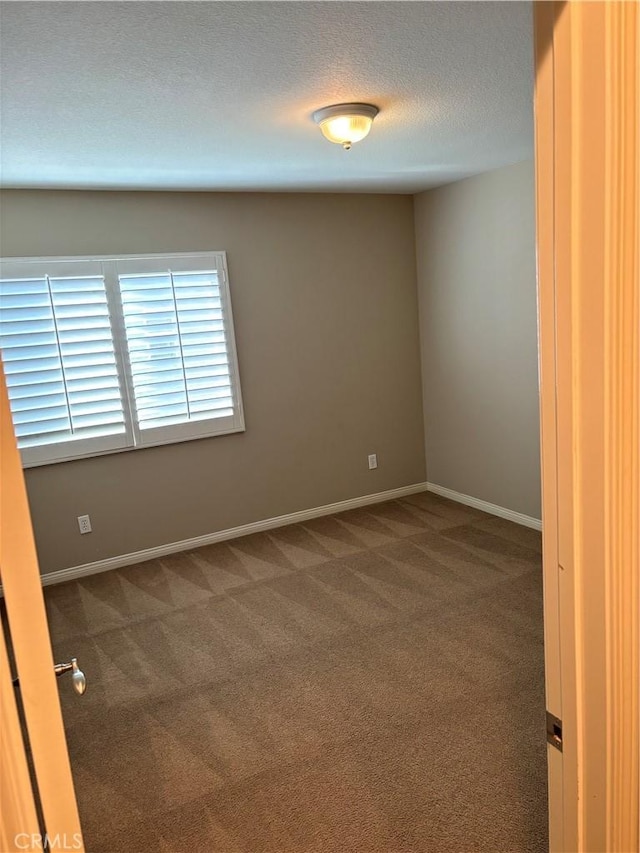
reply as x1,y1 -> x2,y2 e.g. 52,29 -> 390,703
0,1 -> 534,193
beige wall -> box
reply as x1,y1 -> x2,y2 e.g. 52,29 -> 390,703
0,190 -> 426,574
414,160 -> 541,519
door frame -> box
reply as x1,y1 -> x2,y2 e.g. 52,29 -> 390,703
534,2 -> 639,850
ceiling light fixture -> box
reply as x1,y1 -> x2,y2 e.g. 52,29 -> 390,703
313,103 -> 379,150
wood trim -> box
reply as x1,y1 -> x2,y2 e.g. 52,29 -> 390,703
0,363 -> 84,848
0,625 -> 40,853
602,3 -> 639,850
535,2 -> 639,849
552,8 -> 594,848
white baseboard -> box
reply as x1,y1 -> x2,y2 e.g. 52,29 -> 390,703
426,482 -> 542,531
38,482 -> 430,588
30,480 -> 540,590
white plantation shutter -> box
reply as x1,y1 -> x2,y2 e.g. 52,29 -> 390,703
0,260 -> 130,465
0,252 -> 244,466
115,254 -> 243,445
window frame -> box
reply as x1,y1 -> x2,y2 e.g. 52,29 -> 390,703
0,251 -> 245,468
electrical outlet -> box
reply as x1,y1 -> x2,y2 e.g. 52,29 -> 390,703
77,514 -> 92,534
368,453 -> 378,470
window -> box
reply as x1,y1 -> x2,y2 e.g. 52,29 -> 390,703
0,252 -> 244,466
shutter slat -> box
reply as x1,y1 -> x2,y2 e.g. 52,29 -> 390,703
182,344 -> 228,357
180,332 -> 227,346
0,280 -> 49,296
64,364 -> 121,381
140,405 -> 233,425
139,409 -> 232,429
175,293 -> 221,305
185,364 -> 231,380
120,295 -> 174,307
190,398 -> 233,414
10,392 -> 68,412
126,332 -> 181,347
67,390 -> 122,406
8,374 -> 64,400
133,379 -> 186,399
122,313 -> 178,328
126,358 -> 185,375
136,391 -> 187,410
60,339 -> 117,356
55,329 -> 115,344
176,311 -> 224,324
48,283 -> 107,294
56,318 -> 114,332
187,383 -> 232,400
2,343 -> 63,361
71,411 -> 125,429
174,321 -> 226,336
66,376 -> 121,392
181,348 -> 229,363
132,369 -> 186,388
69,398 -> 125,416
49,276 -> 105,290
137,402 -> 189,421
0,324 -> 56,340
172,273 -> 218,286
6,367 -> 64,383
186,373 -> 231,391
193,410 -> 233,422
18,423 -> 125,448
15,417 -> 71,437
50,293 -> 111,306
12,404 -> 70,424
0,306 -> 55,322
175,297 -> 222,308
3,355 -> 63,372
62,353 -> 119,369
0,297 -> 52,312
119,275 -> 172,289
53,307 -> 111,321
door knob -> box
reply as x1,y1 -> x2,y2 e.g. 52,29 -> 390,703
13,656 -> 87,696
54,658 -> 87,695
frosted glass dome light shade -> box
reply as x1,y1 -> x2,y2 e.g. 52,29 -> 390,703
313,103 -> 379,150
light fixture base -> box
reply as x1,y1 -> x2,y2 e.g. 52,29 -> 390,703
312,103 -> 379,126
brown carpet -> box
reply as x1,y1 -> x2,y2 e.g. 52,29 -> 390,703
43,492 -> 548,852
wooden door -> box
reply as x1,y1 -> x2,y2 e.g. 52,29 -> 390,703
0,362 -> 84,851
